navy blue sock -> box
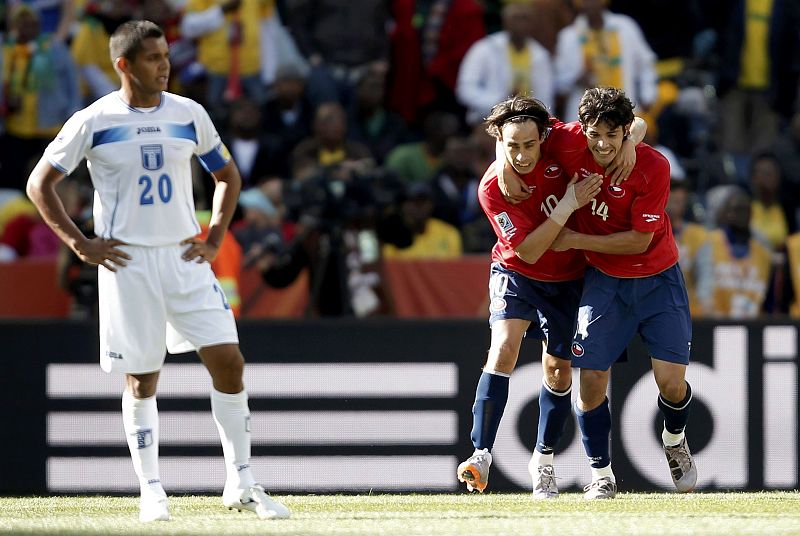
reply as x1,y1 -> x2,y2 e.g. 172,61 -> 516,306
470,371 -> 510,451
576,397 -> 612,468
536,381 -> 572,454
658,382 -> 692,434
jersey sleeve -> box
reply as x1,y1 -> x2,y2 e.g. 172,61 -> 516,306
192,101 -> 232,173
43,110 -> 91,174
630,153 -> 671,233
478,173 -> 536,251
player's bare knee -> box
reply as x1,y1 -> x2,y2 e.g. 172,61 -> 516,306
125,372 -> 159,398
543,354 -> 571,391
656,376 -> 687,403
485,345 -> 517,374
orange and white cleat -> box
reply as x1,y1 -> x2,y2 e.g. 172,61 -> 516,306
457,449 -> 492,493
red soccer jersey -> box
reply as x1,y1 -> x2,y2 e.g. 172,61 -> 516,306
546,122 -> 678,277
478,157 -> 585,282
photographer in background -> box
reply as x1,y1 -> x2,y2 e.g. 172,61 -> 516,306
257,160 -> 410,317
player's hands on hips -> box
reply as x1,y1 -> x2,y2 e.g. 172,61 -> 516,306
181,237 -> 219,263
75,237 -> 131,272
606,138 -> 636,185
497,159 -> 532,204
573,172 -> 603,207
551,227 -> 577,252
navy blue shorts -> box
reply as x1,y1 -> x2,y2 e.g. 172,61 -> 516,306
488,263 -> 583,360
570,264 -> 692,370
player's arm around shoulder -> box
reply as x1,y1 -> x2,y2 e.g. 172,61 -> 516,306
515,172 -> 602,264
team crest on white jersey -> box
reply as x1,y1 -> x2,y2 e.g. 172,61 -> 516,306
544,164 -> 562,178
141,144 -> 164,170
607,185 -> 625,198
575,305 -> 602,340
494,211 -> 517,238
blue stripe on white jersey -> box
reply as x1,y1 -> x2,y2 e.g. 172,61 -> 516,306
44,92 -> 225,246
92,122 -> 198,148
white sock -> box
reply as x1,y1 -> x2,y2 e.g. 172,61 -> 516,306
211,388 -> 256,491
532,450 -> 554,468
662,427 -> 685,447
590,464 -> 615,483
122,391 -> 164,497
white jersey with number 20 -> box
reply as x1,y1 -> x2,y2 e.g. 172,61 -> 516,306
44,91 -> 231,246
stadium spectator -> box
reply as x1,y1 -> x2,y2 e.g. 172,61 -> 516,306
387,0 -> 485,125
457,94 -> 642,497
260,63 -> 314,178
501,88 -> 697,498
384,110 -> 460,185
347,61 -> 411,165
1,5 -> 80,191
223,98 -> 273,188
284,0 -> 391,107
181,0 -> 271,121
456,2 -> 556,126
382,182 -> 462,259
554,0 -> 658,122
9,0 -> 75,42
290,101 -> 373,179
666,179 -> 708,316
233,184 -> 286,271
696,187 -> 772,318
713,0 -> 800,177
69,0 -> 134,101
748,152 -> 790,251
25,20 -> 290,522
426,136 -> 481,231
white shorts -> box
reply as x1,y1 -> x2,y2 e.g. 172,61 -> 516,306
98,244 -> 239,374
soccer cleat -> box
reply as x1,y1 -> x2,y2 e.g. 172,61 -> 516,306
139,494 -> 170,522
664,437 -> 697,492
223,484 -> 290,520
457,449 -> 492,493
530,464 -> 559,499
583,477 -> 617,500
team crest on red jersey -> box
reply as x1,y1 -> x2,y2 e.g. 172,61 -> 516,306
544,164 -> 562,178
607,185 -> 626,198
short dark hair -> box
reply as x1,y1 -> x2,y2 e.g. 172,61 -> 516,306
578,87 -> 635,132
485,95 -> 550,140
109,20 -> 164,64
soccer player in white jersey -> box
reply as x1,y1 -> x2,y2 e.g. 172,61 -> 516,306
26,21 -> 290,522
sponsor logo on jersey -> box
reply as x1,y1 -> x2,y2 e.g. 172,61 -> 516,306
105,350 -> 124,360
544,164 -> 562,178
494,211 -> 517,239
571,342 -> 585,357
643,213 -> 661,223
141,144 -> 164,170
489,297 -> 507,313
136,126 -> 162,134
607,185 -> 626,198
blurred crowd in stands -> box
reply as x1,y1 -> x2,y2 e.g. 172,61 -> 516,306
0,0 -> 799,319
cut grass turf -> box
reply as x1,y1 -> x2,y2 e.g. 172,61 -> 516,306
2,492 -> 799,536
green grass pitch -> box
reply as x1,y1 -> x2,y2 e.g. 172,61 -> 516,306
2,492 -> 799,535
